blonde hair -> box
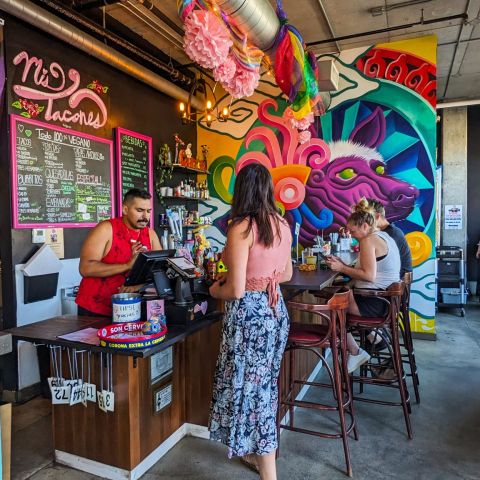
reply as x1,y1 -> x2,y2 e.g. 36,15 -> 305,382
348,197 -> 376,228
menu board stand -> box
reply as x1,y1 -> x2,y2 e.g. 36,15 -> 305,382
115,127 -> 153,220
10,115 -> 114,228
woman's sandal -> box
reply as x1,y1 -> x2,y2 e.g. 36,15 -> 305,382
240,454 -> 260,474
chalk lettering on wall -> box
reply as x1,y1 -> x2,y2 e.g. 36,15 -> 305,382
11,115 -> 114,228
115,127 -> 153,216
12,51 -> 108,129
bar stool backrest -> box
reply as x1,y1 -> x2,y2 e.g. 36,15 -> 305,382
402,272 -> 413,311
288,289 -> 350,341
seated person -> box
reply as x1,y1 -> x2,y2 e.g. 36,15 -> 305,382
367,198 -> 412,279
326,198 -> 401,373
366,198 -> 412,348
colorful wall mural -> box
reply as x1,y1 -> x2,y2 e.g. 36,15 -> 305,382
198,36 -> 437,335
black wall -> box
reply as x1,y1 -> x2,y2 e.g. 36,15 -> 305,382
0,13 -> 195,389
467,106 -> 480,286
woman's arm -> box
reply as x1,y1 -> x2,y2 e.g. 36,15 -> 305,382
209,220 -> 251,301
327,236 -> 377,282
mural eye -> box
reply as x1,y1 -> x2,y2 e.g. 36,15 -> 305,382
375,165 -> 385,175
337,168 -> 357,180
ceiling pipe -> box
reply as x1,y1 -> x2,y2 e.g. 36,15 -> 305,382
215,0 -> 280,52
369,0 -> 432,17
306,13 -> 468,47
35,0 -> 192,84
315,0 -> 341,53
120,1 -> 184,50
79,0 -> 185,38
135,0 -> 185,37
75,0 -> 120,10
0,0 -> 204,110
442,0 -> 471,98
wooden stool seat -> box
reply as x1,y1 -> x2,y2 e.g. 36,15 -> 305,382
288,323 -> 334,346
346,314 -> 386,327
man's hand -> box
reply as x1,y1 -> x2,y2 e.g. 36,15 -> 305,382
126,241 -> 147,269
476,247 -> 480,260
118,284 -> 144,293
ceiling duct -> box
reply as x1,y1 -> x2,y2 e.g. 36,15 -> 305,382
215,0 -> 280,52
0,0 -> 204,110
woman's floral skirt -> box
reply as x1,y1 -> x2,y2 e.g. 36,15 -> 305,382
209,290 -> 290,457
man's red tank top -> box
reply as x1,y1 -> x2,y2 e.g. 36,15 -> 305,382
76,217 -> 152,316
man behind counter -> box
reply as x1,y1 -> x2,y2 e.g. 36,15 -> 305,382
75,188 -> 161,317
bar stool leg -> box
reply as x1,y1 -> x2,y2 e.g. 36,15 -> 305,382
332,344 -> 353,477
391,324 -> 413,439
403,313 -> 421,403
289,348 -> 295,428
358,329 -> 367,394
341,331 -> 359,441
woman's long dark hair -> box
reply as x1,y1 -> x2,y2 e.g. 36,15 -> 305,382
230,163 -> 282,247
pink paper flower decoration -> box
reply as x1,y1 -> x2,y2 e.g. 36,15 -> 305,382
298,130 -> 312,144
223,64 -> 260,98
183,10 -> 232,69
213,55 -> 236,84
295,113 -> 314,130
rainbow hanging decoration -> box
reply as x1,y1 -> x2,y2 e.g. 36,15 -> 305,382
177,0 -> 322,119
273,1 -> 321,119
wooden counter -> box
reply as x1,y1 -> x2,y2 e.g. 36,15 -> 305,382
7,314 -> 223,479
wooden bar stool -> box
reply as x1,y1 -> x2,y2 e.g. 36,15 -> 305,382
279,289 -> 357,477
347,281 -> 413,440
400,272 -> 421,403
363,273 -> 420,404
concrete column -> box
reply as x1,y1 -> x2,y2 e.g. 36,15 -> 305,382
442,107 -> 468,253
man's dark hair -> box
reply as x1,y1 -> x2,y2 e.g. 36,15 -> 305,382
123,188 -> 151,204
366,198 -> 386,217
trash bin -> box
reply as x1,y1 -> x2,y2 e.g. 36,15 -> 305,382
61,286 -> 78,315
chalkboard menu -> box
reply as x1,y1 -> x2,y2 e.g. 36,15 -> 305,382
10,115 -> 114,228
116,127 -> 153,214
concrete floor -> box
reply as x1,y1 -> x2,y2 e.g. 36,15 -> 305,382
11,304 -> 480,480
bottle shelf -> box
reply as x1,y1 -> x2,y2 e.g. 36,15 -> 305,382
157,224 -> 211,229
161,196 -> 207,201
161,164 -> 210,175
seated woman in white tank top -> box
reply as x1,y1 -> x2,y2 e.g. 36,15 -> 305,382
326,198 -> 401,372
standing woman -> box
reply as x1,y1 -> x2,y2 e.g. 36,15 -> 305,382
209,163 -> 293,480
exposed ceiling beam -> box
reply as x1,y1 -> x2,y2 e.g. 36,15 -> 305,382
437,98 -> 480,108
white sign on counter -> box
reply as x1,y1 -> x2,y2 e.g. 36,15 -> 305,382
150,347 -> 173,385
154,383 -> 172,414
